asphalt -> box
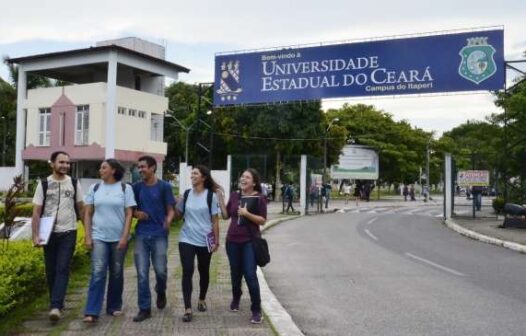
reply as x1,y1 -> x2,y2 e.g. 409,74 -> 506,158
11,195 -> 526,335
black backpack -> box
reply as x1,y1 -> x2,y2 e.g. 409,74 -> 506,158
41,177 -> 79,220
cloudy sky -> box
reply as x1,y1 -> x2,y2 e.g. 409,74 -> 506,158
1,0 -> 525,134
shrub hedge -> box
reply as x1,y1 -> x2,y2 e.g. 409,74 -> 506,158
0,222 -> 89,317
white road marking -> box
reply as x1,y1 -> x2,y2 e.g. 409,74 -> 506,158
367,217 -> 378,225
404,252 -> 466,277
364,229 -> 378,241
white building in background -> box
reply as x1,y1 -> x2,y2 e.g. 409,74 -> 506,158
7,37 -> 190,186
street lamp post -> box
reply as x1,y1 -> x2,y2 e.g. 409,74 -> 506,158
425,136 -> 433,202
1,116 -> 6,166
165,112 -> 195,164
323,118 -> 339,182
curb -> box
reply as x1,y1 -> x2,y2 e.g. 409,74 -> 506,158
444,219 -> 526,254
258,215 -> 305,336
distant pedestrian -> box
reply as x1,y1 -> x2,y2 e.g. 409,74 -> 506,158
353,182 -> 362,206
471,186 -> 483,211
323,183 -> 331,209
403,185 -> 409,201
175,165 -> 220,322
309,184 -> 318,207
343,184 -> 352,204
218,168 -> 267,324
410,184 -> 416,201
132,156 -> 176,322
31,151 -> 84,322
285,183 -> 295,213
83,159 -> 136,323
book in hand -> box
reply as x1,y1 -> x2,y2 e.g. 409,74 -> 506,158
238,195 -> 259,226
206,231 -> 216,253
38,216 -> 55,245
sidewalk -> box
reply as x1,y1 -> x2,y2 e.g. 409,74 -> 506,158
16,220 -> 276,335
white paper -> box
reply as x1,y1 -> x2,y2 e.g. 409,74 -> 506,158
38,216 -> 55,245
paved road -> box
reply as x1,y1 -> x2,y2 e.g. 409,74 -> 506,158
263,207 -> 526,336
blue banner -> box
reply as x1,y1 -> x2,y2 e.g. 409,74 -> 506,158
214,29 -> 504,106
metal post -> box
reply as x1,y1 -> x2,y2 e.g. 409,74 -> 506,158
1,116 -> 6,166
426,140 -> 430,202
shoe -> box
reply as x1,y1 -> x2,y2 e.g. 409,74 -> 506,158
229,299 -> 240,312
250,311 -> 263,324
83,315 -> 98,323
133,309 -> 151,322
197,301 -> 207,312
182,311 -> 193,322
156,291 -> 167,309
49,308 -> 61,322
108,310 -> 122,317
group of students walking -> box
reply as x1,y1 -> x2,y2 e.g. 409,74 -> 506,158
31,151 -> 267,326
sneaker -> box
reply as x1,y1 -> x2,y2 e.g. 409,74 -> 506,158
49,308 -> 61,322
182,311 -> 193,322
156,291 -> 167,309
197,301 -> 207,312
133,309 -> 151,322
250,311 -> 263,324
229,299 -> 240,312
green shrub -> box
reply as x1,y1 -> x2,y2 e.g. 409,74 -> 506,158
0,241 -> 46,316
492,197 -> 505,214
0,222 -> 89,318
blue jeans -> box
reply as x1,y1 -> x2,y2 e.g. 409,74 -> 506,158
44,230 -> 77,310
134,234 -> 168,310
474,193 -> 482,211
84,240 -> 127,316
226,241 -> 261,313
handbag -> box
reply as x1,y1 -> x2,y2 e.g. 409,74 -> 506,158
245,216 -> 270,267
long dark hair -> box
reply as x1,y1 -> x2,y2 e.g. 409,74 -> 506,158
244,168 -> 262,193
194,165 -> 220,192
104,159 -> 125,181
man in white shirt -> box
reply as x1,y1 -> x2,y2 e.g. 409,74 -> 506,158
31,151 -> 84,322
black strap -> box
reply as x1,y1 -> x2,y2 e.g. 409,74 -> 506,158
40,177 -> 79,220
94,182 -> 126,193
183,188 -> 213,217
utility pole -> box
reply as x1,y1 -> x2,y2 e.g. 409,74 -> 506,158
323,118 -> 339,182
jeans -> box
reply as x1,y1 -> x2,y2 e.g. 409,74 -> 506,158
84,240 -> 127,316
179,242 -> 212,309
134,234 -> 168,311
226,241 -> 261,313
474,193 -> 482,211
44,230 -> 77,310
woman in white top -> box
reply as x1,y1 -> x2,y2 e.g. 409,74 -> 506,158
175,165 -> 221,322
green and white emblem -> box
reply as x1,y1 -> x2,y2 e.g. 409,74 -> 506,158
458,37 -> 497,84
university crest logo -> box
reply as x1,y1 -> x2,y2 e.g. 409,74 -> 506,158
216,60 -> 242,101
458,37 -> 497,84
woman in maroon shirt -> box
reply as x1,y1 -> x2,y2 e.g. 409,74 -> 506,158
218,168 -> 267,324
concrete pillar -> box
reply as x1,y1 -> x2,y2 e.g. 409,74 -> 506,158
105,51 -> 118,159
444,153 -> 452,219
300,155 -> 307,215
15,66 -> 27,176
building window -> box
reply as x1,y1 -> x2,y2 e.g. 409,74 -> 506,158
150,114 -> 163,142
38,108 -> 51,146
118,106 -> 127,115
138,110 -> 147,119
75,105 -> 89,145
129,109 -> 137,117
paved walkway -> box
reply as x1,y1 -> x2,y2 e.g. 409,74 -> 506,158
16,219 -> 277,335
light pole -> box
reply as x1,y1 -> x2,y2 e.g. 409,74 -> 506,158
165,111 -> 195,164
425,136 -> 433,202
1,115 -> 6,166
323,118 -> 339,182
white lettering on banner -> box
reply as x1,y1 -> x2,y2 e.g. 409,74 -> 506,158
259,55 -> 435,92
262,75 -> 340,91
262,56 -> 380,76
